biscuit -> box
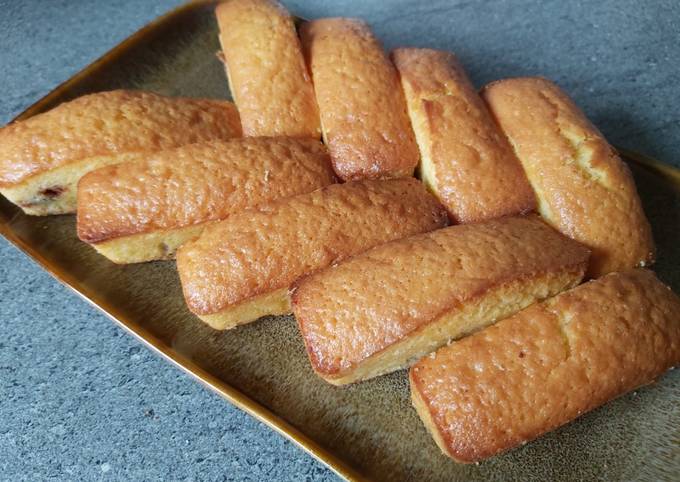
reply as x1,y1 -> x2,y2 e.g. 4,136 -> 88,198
216,0 -> 320,138
176,179 -> 447,329
482,77 -> 654,277
0,90 -> 241,215
292,215 -> 589,385
410,269 -> 680,463
77,138 -> 335,263
392,48 -> 535,223
300,18 -> 419,180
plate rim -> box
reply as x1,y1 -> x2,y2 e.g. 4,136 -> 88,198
2,1 -> 679,481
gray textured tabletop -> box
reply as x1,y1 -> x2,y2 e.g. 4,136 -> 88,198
1,0 -> 679,481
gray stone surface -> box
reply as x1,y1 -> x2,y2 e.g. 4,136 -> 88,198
0,0 -> 678,480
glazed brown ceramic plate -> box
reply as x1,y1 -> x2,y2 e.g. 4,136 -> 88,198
1,2 -> 679,480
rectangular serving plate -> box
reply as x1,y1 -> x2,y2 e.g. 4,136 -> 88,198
2,2 -> 679,480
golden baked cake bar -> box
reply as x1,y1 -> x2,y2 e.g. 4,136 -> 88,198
482,77 -> 654,278
176,179 -> 448,330
77,137 -> 335,264
410,269 -> 680,463
292,215 -> 589,385
392,48 -> 535,223
215,0 -> 320,138
300,18 -> 419,181
0,90 -> 242,215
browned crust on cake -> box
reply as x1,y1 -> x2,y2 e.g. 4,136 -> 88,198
0,90 -> 242,187
300,18 -> 419,181
410,269 -> 680,463
481,77 -> 654,277
292,215 -> 589,382
76,137 -> 335,243
215,0 -> 320,138
176,179 -> 448,316
392,48 -> 535,223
